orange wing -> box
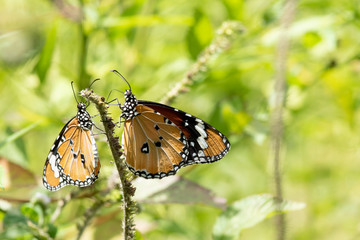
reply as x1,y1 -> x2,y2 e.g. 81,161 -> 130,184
43,118 -> 100,191
122,105 -> 188,178
138,101 -> 230,165
118,89 -> 230,179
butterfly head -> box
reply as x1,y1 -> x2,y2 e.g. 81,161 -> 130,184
77,102 -> 87,111
120,90 -> 138,120
77,102 -> 92,130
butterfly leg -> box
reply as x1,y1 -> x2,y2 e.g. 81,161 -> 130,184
92,123 -> 105,133
106,88 -> 124,103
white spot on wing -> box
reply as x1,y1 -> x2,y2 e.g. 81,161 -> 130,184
195,124 -> 207,138
197,137 -> 208,149
198,150 -> 205,157
49,154 -> 60,178
90,134 -> 98,168
121,130 -> 125,147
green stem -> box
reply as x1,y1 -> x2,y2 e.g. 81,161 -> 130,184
271,0 -> 297,240
80,89 -> 136,239
161,21 -> 245,105
76,199 -> 105,240
78,0 -> 89,90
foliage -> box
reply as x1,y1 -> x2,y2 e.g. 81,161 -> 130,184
1,0 -> 359,239
213,194 -> 305,240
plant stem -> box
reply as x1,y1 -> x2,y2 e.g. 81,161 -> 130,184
161,21 -> 245,105
76,199 -> 105,240
270,0 -> 297,240
80,89 -> 136,239
78,0 -> 90,90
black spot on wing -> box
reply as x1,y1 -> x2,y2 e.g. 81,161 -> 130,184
141,142 -> 149,153
81,153 -> 85,164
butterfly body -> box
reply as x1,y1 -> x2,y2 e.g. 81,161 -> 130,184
120,90 -> 230,179
43,103 -> 100,191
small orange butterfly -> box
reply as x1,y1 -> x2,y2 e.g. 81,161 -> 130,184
113,70 -> 231,179
43,83 -> 100,191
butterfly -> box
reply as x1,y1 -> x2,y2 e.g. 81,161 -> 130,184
43,84 -> 100,191
113,70 -> 231,179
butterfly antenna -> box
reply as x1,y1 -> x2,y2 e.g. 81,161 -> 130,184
111,70 -> 131,91
88,78 -> 100,89
71,81 -> 79,104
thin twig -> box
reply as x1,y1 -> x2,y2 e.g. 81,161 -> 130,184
80,89 -> 136,240
270,0 -> 297,240
76,199 -> 105,240
161,21 -> 245,105
50,192 -> 73,223
27,220 -> 52,240
50,189 -> 101,223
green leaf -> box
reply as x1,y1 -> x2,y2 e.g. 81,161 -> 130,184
102,15 -> 193,29
186,9 -> 204,59
0,122 -> 39,149
47,223 -> 57,239
186,8 -> 213,59
0,122 -> 39,167
21,203 -> 39,224
2,209 -> 33,239
35,23 -> 57,84
212,194 -> 306,239
222,103 -> 251,134
134,230 -> 145,240
3,209 -> 27,228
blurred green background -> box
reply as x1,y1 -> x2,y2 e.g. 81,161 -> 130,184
1,0 -> 360,239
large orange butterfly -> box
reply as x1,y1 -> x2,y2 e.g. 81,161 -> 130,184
114,70 -> 231,179
43,102 -> 100,191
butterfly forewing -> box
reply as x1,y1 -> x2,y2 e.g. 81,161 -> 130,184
57,119 -> 99,182
43,103 -> 100,191
119,89 -> 230,179
138,101 -> 231,164
122,104 -> 188,178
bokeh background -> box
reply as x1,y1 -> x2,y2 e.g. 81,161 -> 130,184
1,0 -> 360,239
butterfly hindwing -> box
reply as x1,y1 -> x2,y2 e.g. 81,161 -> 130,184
43,117 -> 74,191
43,103 -> 100,191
